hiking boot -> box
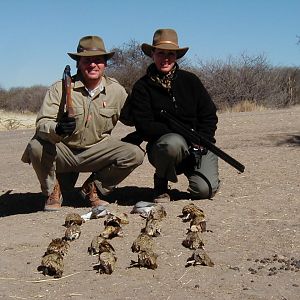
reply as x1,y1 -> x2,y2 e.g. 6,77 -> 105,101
81,180 -> 109,207
153,174 -> 170,203
44,181 -> 63,211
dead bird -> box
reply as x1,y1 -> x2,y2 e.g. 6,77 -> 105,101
182,230 -> 204,250
130,201 -> 156,218
45,238 -> 70,256
38,252 -> 64,278
100,225 -> 123,239
190,214 -> 207,233
148,204 -> 167,221
98,251 -> 117,274
137,250 -> 158,269
88,235 -> 115,256
64,224 -> 81,241
108,211 -> 129,225
90,205 -> 110,219
142,218 -> 161,237
181,203 -> 205,221
131,232 -> 154,253
186,248 -> 214,267
64,212 -> 85,227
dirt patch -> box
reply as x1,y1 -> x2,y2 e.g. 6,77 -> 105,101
0,106 -> 299,300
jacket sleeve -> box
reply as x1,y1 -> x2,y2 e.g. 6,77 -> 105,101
35,81 -> 64,144
130,80 -> 172,141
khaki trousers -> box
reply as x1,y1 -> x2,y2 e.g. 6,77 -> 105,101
147,133 -> 219,199
23,136 -> 144,196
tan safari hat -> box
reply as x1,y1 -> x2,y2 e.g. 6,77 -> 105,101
68,35 -> 115,60
141,28 -> 189,59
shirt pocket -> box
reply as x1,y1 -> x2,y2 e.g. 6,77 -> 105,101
98,107 -> 118,134
72,107 -> 84,134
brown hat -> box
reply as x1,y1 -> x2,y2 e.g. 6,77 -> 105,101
68,35 -> 115,60
141,29 -> 189,59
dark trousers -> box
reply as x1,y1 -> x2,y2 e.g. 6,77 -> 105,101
147,133 -> 219,199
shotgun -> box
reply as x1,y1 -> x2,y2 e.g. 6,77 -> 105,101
63,65 -> 75,118
160,110 -> 245,173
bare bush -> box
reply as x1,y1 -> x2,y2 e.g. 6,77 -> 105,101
2,85 -> 47,113
194,54 -> 299,109
107,39 -> 151,93
0,45 -> 299,114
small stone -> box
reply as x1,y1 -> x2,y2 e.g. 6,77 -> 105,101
292,284 -> 299,287
194,284 -> 200,289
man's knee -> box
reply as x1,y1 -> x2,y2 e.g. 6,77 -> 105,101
155,133 -> 187,158
124,144 -> 145,167
131,146 -> 145,166
188,177 -> 219,199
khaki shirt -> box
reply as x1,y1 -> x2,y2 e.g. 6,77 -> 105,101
36,74 -> 127,149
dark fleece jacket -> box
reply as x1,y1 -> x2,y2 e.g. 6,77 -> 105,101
130,67 -> 218,144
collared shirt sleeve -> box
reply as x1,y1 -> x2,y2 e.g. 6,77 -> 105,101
36,81 -> 64,144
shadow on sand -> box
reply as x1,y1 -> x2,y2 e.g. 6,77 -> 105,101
0,186 -> 191,217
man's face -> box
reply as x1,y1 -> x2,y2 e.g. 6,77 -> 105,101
78,56 -> 107,83
152,49 -> 177,73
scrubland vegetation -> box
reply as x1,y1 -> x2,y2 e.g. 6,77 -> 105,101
0,40 -> 299,116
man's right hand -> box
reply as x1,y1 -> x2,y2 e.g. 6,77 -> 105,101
55,114 -> 76,136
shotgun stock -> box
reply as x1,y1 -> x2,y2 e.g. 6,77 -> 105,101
63,65 -> 75,117
160,110 -> 245,173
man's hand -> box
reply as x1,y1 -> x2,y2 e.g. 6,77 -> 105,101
55,114 -> 76,136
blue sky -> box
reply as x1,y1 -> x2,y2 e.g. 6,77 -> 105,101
0,0 -> 299,90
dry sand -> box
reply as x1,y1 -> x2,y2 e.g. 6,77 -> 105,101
0,106 -> 299,300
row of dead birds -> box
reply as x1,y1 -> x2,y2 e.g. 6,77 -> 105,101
88,210 -> 129,274
129,203 -> 168,270
38,209 -> 130,277
37,201 -> 214,278
180,203 -> 214,268
37,212 -> 85,278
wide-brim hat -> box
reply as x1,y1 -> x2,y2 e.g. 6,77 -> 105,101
68,35 -> 115,61
141,28 -> 189,59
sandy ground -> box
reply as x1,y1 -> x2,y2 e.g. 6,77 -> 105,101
0,106 -> 299,300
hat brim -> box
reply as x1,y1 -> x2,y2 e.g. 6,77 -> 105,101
67,51 -> 115,61
141,43 -> 189,59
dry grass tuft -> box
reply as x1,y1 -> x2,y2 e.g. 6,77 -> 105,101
221,100 -> 266,113
0,110 -> 36,131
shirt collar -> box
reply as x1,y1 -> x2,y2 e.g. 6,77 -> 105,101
74,73 -> 107,96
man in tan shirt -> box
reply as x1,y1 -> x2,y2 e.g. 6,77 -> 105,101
22,35 -> 144,211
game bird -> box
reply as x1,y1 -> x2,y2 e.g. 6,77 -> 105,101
182,230 -> 204,250
38,252 -> 64,278
45,238 -> 70,256
88,235 -> 115,256
181,203 -> 205,221
186,248 -> 214,267
98,251 -> 117,274
131,232 -> 154,253
64,212 -> 85,227
64,224 -> 81,241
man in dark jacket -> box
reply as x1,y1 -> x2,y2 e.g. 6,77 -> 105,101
130,28 -> 219,202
